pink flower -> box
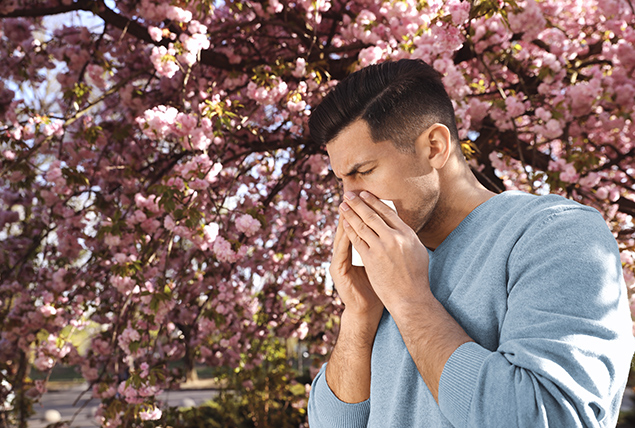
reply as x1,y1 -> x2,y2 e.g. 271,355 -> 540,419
235,214 -> 261,237
596,187 -> 609,200
205,163 -> 223,182
140,362 -> 150,378
287,98 -> 306,112
121,327 -> 140,343
137,105 -> 178,139
447,0 -> 470,25
505,94 -> 526,118
164,215 -> 176,231
174,112 -> 198,137
188,20 -> 207,34
117,381 -> 142,404
559,163 -> 579,183
292,58 -> 306,78
189,128 -> 211,151
150,46 -> 179,78
34,354 -> 55,371
104,234 -> 120,247
507,0 -> 546,40
166,6 -> 192,23
358,46 -> 384,67
578,172 -> 601,188
148,26 -> 163,42
139,406 -> 162,421
39,304 -> 57,317
213,237 -> 235,263
203,223 -> 219,243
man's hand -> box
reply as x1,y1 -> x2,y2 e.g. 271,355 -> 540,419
338,190 -> 473,402
339,190 -> 432,310
330,215 -> 385,323
323,208 -> 387,404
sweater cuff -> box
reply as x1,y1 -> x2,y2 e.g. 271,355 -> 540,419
438,342 -> 491,428
308,363 -> 371,428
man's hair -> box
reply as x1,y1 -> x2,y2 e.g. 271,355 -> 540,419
309,59 -> 460,152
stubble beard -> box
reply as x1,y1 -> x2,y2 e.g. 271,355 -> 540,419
412,188 -> 441,240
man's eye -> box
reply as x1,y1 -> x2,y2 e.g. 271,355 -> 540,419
359,168 -> 374,176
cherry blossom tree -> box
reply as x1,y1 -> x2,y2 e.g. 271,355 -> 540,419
1,0 -> 634,426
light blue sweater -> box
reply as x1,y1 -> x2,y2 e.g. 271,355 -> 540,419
308,191 -> 634,427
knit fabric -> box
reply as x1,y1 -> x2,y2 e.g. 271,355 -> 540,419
308,191 -> 634,427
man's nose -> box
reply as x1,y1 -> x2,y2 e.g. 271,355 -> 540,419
341,182 -> 363,197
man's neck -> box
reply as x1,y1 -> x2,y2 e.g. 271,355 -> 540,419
418,166 -> 496,250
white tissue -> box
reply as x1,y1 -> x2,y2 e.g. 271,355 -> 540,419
351,199 -> 397,267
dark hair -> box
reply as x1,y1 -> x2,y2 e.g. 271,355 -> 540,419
309,59 -> 460,152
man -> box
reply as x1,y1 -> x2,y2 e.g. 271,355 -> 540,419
306,59 -> 634,427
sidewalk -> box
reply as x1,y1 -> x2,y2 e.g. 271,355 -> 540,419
28,382 -> 220,428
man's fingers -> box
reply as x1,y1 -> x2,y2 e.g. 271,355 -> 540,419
332,216 -> 353,265
340,202 -> 379,253
359,191 -> 402,230
341,192 -> 391,239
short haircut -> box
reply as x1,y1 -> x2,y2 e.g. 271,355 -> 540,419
308,59 -> 460,152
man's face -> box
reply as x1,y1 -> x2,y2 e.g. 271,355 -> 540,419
326,119 -> 441,236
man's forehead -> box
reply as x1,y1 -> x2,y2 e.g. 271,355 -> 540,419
327,142 -> 379,179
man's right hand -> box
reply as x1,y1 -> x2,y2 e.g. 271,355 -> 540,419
330,215 -> 384,327
324,213 -> 385,404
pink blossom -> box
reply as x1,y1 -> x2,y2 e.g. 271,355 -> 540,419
117,381 -> 142,404
596,187 -> 610,200
505,94 -> 526,117
39,304 -> 57,317
178,33 -> 210,67
111,276 -> 136,295
166,6 -> 192,23
140,362 -> 150,378
164,215 -> 176,231
358,46 -> 384,67
203,223 -> 219,244
34,354 -> 55,371
104,234 -> 120,247
85,64 -> 106,89
137,105 -> 178,139
188,20 -> 207,34
206,163 -> 223,182
174,112 -> 198,137
81,364 -> 99,381
287,99 -> 306,112
267,0 -> 283,14
150,46 -> 180,78
578,173 -> 601,189
356,10 -> 376,26
236,214 -> 261,237
559,163 -> 579,183
148,26 -> 163,42
189,128 -> 211,151
292,58 -> 307,78
447,0 -> 470,25
190,178 -> 209,190
609,187 -> 621,202
213,236 -> 235,263
42,120 -> 64,137
508,0 -> 546,40
139,406 -> 162,421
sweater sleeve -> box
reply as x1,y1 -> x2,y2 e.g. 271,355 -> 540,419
437,207 -> 634,428
307,363 -> 371,428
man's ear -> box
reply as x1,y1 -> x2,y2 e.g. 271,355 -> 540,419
415,123 -> 452,170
